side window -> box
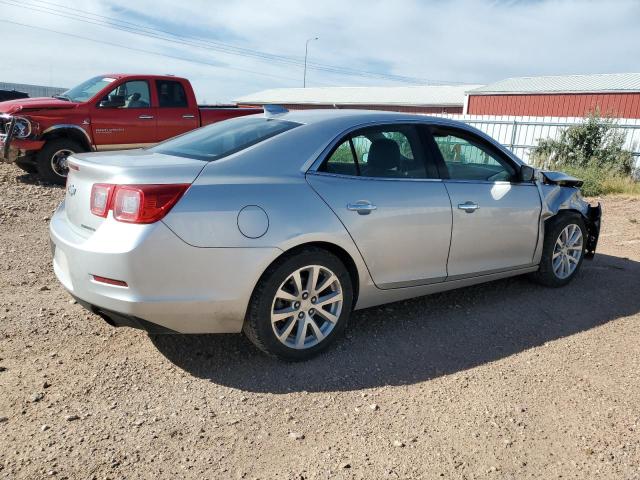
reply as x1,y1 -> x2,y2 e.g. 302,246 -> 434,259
320,125 -> 429,179
156,80 -> 188,108
432,129 -> 516,182
100,80 -> 150,109
323,140 -> 359,176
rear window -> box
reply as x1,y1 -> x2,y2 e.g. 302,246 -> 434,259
150,117 -> 300,161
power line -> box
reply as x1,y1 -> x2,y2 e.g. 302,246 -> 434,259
0,19 -> 316,85
1,0 -> 465,85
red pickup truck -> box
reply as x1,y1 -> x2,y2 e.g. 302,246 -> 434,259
0,74 -> 262,184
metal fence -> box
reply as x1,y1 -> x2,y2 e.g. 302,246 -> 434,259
433,114 -> 640,167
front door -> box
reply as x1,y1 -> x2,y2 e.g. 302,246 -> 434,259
307,124 -> 452,289
91,79 -> 157,149
429,126 -> 541,278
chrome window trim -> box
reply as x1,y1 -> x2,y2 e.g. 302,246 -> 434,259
307,170 -> 444,183
306,119 -> 434,174
305,118 -> 527,178
443,178 -> 537,186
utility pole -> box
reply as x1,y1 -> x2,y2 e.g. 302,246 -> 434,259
303,37 -> 319,88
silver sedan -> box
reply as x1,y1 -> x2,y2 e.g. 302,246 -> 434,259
50,109 -> 601,360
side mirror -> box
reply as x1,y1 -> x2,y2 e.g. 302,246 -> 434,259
519,165 -> 536,182
99,96 -> 125,108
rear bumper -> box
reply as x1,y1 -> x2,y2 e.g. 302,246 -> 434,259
585,203 -> 602,259
72,295 -> 177,334
50,202 -> 282,333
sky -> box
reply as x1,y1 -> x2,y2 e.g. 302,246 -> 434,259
2,0 -> 639,103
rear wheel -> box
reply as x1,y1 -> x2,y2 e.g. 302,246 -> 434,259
531,212 -> 586,287
37,139 -> 85,185
243,247 -> 353,360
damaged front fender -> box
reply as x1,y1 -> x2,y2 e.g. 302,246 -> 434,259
536,171 -> 602,259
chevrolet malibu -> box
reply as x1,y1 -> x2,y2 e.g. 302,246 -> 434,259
50,109 -> 601,360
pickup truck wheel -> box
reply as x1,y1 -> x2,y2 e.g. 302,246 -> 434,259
37,139 -> 85,185
15,160 -> 37,174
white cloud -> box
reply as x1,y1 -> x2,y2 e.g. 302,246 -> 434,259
2,0 -> 639,102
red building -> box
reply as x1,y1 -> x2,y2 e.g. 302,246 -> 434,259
466,73 -> 640,118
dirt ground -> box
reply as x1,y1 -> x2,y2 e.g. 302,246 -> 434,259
0,162 -> 639,480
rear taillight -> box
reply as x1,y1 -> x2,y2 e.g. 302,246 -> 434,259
90,183 -> 114,218
90,184 -> 189,224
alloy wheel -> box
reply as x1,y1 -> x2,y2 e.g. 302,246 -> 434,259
552,223 -> 583,279
270,265 -> 343,349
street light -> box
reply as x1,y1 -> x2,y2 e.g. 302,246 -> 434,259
303,36 -> 319,88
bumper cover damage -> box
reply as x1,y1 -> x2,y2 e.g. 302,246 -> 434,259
0,117 -> 15,162
584,203 -> 602,259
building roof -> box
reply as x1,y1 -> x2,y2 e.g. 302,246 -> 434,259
235,84 -> 483,107
469,73 -> 640,95
0,81 -> 67,97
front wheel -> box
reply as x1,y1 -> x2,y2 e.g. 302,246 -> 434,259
36,139 -> 85,185
243,247 -> 354,361
530,212 -> 587,287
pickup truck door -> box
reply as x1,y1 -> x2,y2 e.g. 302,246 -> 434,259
307,124 -> 452,289
154,79 -> 199,141
427,126 -> 541,278
90,79 -> 157,149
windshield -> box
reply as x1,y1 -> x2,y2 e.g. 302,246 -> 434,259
150,116 -> 300,161
60,76 -> 117,102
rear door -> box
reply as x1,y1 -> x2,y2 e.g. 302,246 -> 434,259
90,79 -> 157,149
306,124 -> 452,289
155,79 -> 199,140
427,125 -> 541,278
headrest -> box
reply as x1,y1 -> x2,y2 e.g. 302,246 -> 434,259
367,138 -> 400,171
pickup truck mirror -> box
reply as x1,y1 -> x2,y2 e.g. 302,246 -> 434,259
519,165 -> 536,182
99,96 -> 126,108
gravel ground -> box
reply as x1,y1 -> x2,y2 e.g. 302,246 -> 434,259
1,162 -> 639,480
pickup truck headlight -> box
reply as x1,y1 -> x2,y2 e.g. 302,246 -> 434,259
12,117 -> 33,139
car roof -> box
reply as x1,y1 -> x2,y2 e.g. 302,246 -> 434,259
101,74 -> 188,82
275,108 -> 437,125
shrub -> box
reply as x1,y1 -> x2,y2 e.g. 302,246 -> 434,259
531,112 -> 634,176
560,165 -> 640,197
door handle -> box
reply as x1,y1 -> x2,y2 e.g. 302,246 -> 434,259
458,201 -> 479,213
182,114 -> 196,119
138,115 -> 154,120
347,201 -> 377,215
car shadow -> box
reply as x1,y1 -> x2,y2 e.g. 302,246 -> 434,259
14,172 -> 63,188
150,253 -> 640,393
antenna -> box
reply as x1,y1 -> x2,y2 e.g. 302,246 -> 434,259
263,104 -> 289,117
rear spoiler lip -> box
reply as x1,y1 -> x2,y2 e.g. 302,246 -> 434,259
540,170 -> 584,188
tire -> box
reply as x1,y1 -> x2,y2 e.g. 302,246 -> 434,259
243,247 -> 354,361
36,138 -> 85,185
530,212 -> 587,287
15,160 -> 37,174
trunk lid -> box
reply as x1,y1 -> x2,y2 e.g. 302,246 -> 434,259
63,149 -> 206,235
